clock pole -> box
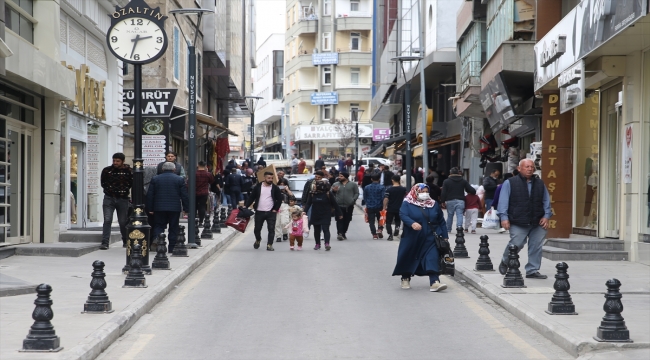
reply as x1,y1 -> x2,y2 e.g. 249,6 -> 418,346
187,44 -> 199,248
123,63 -> 153,274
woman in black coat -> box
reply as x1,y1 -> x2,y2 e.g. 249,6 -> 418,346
225,168 -> 243,206
304,180 -> 342,251
392,183 -> 449,292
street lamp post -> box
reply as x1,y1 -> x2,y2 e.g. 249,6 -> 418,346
350,109 -> 364,176
170,8 -> 214,249
391,56 -> 423,190
244,96 -> 263,164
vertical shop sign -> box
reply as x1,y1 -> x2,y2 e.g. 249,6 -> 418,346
623,124 -> 633,183
542,93 -> 573,237
86,125 -> 101,193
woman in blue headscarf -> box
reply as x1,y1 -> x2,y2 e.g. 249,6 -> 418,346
392,183 -> 449,292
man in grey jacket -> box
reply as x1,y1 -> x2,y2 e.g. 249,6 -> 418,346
332,172 -> 359,240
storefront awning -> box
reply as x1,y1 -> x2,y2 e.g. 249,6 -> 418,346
412,135 -> 462,157
171,106 -> 238,136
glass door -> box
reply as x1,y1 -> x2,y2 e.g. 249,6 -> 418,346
3,123 -> 33,244
600,84 -> 623,238
70,141 -> 85,227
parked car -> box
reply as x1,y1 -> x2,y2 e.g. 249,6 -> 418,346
286,174 -> 311,205
253,152 -> 314,172
334,157 -> 393,171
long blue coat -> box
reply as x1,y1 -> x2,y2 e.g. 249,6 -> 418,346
392,201 -> 449,277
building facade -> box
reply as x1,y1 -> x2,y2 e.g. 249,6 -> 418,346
253,34 -> 285,153
284,0 -> 374,161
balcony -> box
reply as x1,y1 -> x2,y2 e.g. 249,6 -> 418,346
286,53 -> 314,74
338,51 -> 372,66
480,41 -> 535,86
286,86 -> 318,105
288,15 -> 318,38
335,13 -> 372,31
336,85 -> 372,102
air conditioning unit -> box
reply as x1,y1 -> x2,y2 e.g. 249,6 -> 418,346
360,138 -> 370,145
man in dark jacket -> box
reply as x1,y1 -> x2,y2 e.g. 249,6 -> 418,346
496,159 -> 551,279
379,164 -> 394,188
156,151 -> 186,178
225,168 -> 244,206
315,156 -> 325,171
99,153 -> 133,249
483,168 -> 500,210
244,172 -> 283,251
147,162 -> 189,253
256,156 -> 267,168
440,167 -> 476,232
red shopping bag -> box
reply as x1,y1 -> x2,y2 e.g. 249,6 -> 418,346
379,210 -> 387,227
364,208 -> 369,223
225,209 -> 251,233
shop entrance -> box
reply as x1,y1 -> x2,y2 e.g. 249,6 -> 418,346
600,83 -> 623,238
70,141 -> 85,227
0,120 -> 33,244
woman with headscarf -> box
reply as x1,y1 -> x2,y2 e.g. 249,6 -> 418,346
303,179 -> 342,251
392,183 -> 449,292
273,177 -> 293,243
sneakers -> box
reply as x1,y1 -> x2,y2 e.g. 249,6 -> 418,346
430,281 -> 448,292
342,234 -> 347,240
325,243 -> 331,251
499,261 -> 507,275
372,234 -> 379,240
290,246 -> 295,251
254,240 -> 261,249
401,278 -> 411,289
526,272 -> 548,279
297,246 -> 303,251
464,228 -> 469,233
377,231 -> 383,239
314,244 -> 321,250
394,228 -> 400,236
471,230 -> 476,234
267,244 -> 274,251
99,244 -> 109,250
283,234 -> 288,241
337,233 -> 343,241
498,228 -> 507,233
276,237 -> 282,243
387,235 -> 394,241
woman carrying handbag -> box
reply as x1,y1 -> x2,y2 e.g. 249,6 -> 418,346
392,183 -> 450,292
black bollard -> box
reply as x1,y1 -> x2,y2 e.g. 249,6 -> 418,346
193,218 -> 202,246
152,234 -> 171,270
594,279 -> 632,342
453,226 -> 469,258
201,217 -> 213,239
172,226 -> 189,257
21,284 -> 63,352
83,261 -> 114,313
212,211 -> 221,234
475,235 -> 494,271
546,262 -> 577,315
220,207 -> 227,228
502,245 -> 526,288
123,244 -> 147,288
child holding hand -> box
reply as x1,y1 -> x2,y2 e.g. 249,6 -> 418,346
285,211 -> 305,250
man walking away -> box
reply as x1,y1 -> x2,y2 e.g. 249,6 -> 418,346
100,153 -> 133,250
383,175 -> 407,240
497,159 -> 552,279
464,191 -> 481,233
380,164 -> 394,189
332,172 -> 359,240
483,168 -> 500,210
338,157 -> 345,173
364,174 -> 386,239
195,161 -> 214,225
225,168 -> 244,206
440,167 -> 476,232
315,156 -> 325,171
245,172 -> 283,251
147,162 -> 189,253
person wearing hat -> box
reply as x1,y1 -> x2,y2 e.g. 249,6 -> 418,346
332,172 -> 359,240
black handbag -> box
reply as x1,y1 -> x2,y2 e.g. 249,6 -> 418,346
419,208 -> 455,276
237,206 -> 255,218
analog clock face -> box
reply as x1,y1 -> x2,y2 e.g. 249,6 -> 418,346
108,17 -> 167,63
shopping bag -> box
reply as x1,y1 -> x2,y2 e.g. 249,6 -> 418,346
302,214 -> 309,233
482,208 -> 500,229
225,209 -> 251,233
379,210 -> 387,227
364,208 -> 369,223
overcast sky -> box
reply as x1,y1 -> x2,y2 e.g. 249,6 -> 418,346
255,0 -> 286,50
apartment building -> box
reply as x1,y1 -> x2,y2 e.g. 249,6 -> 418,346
284,0 -> 374,161
253,34 -> 285,154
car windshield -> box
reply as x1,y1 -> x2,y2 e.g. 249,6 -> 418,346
289,178 -> 308,191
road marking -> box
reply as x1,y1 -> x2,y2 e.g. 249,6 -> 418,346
118,333 -> 154,360
456,290 -> 547,360
168,232 -> 244,307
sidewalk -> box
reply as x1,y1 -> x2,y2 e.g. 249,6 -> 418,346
0,227 -> 237,360
355,198 -> 650,357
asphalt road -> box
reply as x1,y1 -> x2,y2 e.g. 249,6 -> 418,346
98,208 -> 572,360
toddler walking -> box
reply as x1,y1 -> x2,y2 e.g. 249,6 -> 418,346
464,192 -> 481,233
285,211 -> 305,250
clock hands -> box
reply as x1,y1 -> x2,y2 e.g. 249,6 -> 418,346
130,35 -> 153,59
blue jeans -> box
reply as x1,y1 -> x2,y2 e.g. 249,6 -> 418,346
485,198 -> 493,210
501,224 -> 547,275
445,199 -> 465,232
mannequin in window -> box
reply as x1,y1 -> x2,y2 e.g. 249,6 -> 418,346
582,149 -> 598,228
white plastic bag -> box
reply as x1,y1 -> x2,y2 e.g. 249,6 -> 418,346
482,208 -> 500,229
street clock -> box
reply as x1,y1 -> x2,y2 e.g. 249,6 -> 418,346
106,0 -> 168,64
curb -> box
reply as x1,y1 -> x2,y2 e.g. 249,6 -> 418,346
60,230 -> 239,360
454,263 -> 650,357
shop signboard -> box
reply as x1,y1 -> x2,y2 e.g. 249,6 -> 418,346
294,124 -> 373,141
87,125 -> 101,194
559,60 -> 585,114
122,89 -> 178,117
373,128 -> 391,141
312,52 -> 339,65
310,92 -> 338,105
535,0 -> 648,91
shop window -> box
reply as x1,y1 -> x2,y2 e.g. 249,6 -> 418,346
573,93 -> 600,230
323,67 -> 332,85
5,0 -> 34,44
